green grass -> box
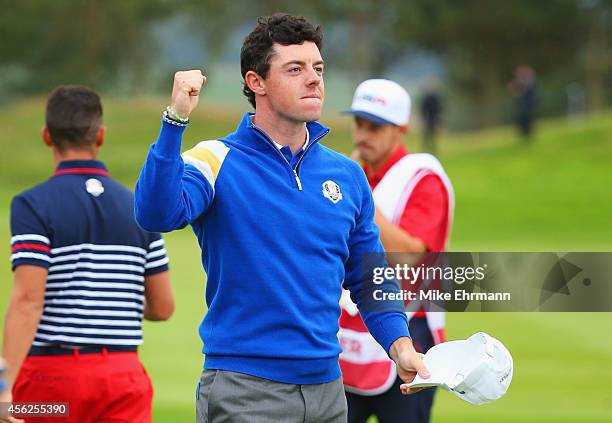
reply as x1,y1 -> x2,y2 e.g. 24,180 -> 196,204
1,98 -> 612,422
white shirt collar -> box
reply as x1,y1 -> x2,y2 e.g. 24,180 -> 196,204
271,127 -> 310,152
249,115 -> 310,152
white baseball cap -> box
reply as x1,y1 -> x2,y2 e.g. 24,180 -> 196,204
407,332 -> 513,405
343,79 -> 411,126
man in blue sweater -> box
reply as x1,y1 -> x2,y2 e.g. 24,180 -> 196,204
135,13 -> 429,422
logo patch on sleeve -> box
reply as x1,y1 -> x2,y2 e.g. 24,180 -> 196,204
322,180 -> 343,204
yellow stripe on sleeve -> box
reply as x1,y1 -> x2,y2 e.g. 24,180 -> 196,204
183,147 -> 222,180
181,140 -> 230,188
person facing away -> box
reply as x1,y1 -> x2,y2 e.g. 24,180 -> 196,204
134,13 -> 429,423
1,86 -> 173,423
340,79 -> 454,423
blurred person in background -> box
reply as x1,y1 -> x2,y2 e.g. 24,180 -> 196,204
419,78 -> 443,155
340,79 -> 454,423
509,65 -> 537,140
1,86 -> 173,423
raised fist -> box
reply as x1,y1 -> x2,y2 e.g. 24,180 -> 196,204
171,70 -> 207,118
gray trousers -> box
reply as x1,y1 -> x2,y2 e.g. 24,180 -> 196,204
196,369 -> 347,423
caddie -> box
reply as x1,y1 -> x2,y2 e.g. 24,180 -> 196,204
339,79 -> 454,423
134,13 -> 429,423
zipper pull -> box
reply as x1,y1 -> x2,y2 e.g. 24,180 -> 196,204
293,169 -> 303,191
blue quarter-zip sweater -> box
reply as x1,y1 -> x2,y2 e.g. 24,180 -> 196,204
135,113 -> 409,384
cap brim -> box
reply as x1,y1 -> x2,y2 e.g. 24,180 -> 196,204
341,109 -> 396,126
407,375 -> 447,389
406,339 -> 483,389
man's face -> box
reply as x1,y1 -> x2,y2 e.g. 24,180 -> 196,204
352,117 -> 404,165
262,41 -> 324,122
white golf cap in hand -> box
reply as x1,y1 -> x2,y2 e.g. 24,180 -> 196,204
407,332 -> 513,405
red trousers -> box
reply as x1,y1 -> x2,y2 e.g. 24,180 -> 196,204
12,351 -> 153,423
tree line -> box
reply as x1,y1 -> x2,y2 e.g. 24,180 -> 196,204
1,0 -> 610,127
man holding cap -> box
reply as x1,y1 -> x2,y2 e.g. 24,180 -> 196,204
134,15 -> 429,422
339,79 -> 454,423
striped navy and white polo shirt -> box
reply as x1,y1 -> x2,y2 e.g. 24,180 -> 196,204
9,160 -> 169,347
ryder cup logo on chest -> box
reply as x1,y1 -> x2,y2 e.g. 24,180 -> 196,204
322,180 -> 343,204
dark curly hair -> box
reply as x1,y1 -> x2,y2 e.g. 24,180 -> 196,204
240,13 -> 323,108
